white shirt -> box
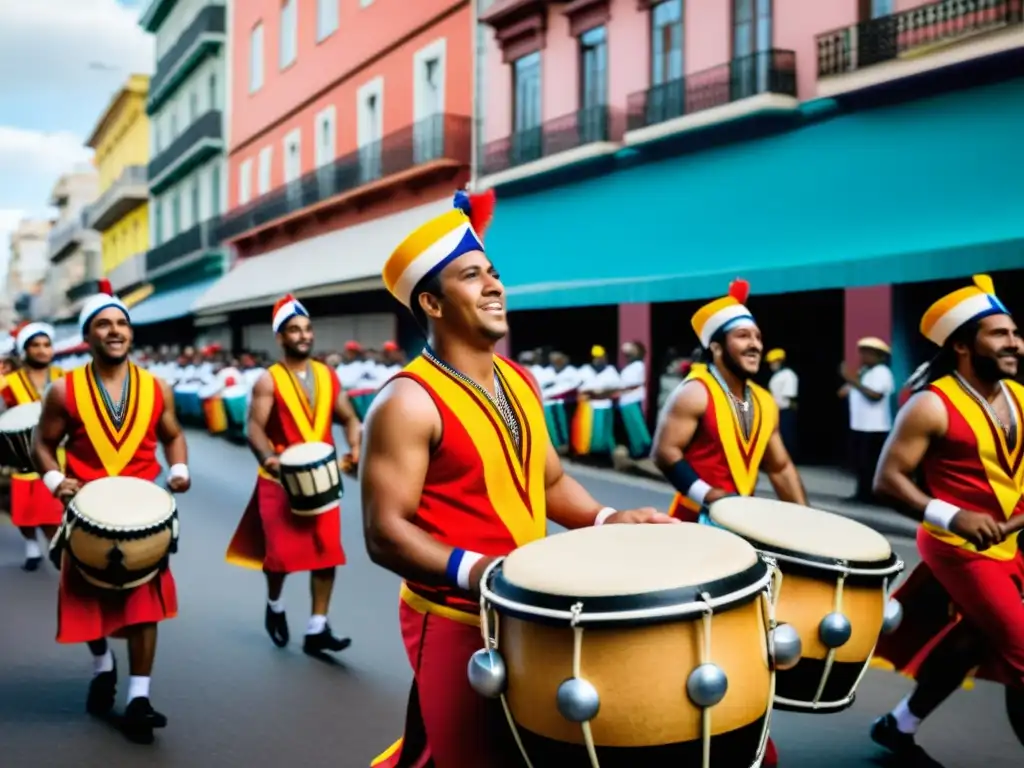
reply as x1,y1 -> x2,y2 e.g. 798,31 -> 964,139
618,360 -> 646,406
769,367 -> 799,409
530,364 -> 555,390
849,364 -> 895,433
578,365 -> 621,409
542,365 -> 581,403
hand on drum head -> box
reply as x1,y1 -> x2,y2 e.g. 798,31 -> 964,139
605,507 -> 681,525
951,509 -> 1004,551
703,488 -> 736,506
54,478 -> 81,503
262,456 -> 281,477
167,475 -> 191,494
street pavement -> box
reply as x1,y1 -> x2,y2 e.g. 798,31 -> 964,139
0,430 -> 1019,768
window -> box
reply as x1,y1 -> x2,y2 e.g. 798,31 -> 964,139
315,107 -> 336,167
209,73 -> 218,111
155,203 -> 164,244
239,159 -> 253,205
170,112 -> 178,139
155,124 -> 162,154
733,0 -> 772,94
211,164 -> 221,217
191,179 -> 201,225
189,91 -> 199,121
258,146 -> 273,194
870,0 -> 893,17
171,192 -> 181,236
357,78 -> 384,181
280,0 -> 298,69
579,27 -> 607,143
413,39 -> 446,162
651,0 -> 683,87
250,23 -> 264,93
512,52 -> 542,165
283,130 -> 302,183
317,0 -> 338,41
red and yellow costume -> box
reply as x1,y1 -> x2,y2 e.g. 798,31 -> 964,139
874,275 -> 1024,690
57,362 -> 178,644
226,359 -> 346,574
2,365 -> 65,527
373,354 -> 546,768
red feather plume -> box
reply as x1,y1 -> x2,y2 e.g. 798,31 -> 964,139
468,189 -> 496,240
97,278 -> 113,296
728,278 -> 750,304
10,320 -> 29,339
272,294 -> 296,320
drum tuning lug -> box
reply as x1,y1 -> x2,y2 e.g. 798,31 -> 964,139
770,623 -> 802,670
881,598 -> 903,634
556,678 -> 601,723
686,663 -> 728,708
569,601 -> 584,627
467,648 -> 507,699
819,611 -> 853,649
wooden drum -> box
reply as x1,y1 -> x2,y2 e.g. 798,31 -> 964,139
0,401 -> 42,473
473,523 -> 779,768
278,441 -> 342,516
708,497 -> 904,714
65,476 -> 178,590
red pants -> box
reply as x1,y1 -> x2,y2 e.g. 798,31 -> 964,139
57,558 -> 178,644
10,476 -> 64,527
226,476 -> 345,573
372,599 -> 518,768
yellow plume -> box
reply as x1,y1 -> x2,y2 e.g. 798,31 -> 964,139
973,274 -> 995,295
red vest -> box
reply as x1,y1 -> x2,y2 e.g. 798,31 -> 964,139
922,376 -> 1024,561
65,363 -> 163,482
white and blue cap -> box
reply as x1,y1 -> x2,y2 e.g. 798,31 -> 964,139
14,321 -> 55,353
79,278 -> 129,335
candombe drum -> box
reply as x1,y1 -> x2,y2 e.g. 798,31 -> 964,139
198,381 -> 228,436
278,441 -> 342,516
471,523 -> 789,767
708,497 -> 904,713
221,384 -> 249,443
347,386 -> 377,422
0,401 -> 43,472
63,476 -> 179,590
173,382 -> 204,427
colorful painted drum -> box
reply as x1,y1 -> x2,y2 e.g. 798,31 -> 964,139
708,497 -> 904,714
174,383 -> 203,427
473,523 -> 780,767
348,387 -> 377,421
222,385 -> 249,442
199,383 -> 227,435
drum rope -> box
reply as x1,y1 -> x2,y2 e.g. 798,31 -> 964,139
812,573 -> 846,707
569,603 -> 600,768
757,559 -> 782,767
698,592 -> 714,768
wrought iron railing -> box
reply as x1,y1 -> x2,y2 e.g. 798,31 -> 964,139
626,49 -> 798,132
149,109 -> 223,182
481,105 -> 626,176
218,113 -> 471,242
817,0 -> 1023,77
146,218 -> 221,275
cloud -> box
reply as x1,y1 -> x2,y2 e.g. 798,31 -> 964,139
0,127 -> 93,182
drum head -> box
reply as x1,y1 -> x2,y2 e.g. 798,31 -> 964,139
72,477 -> 175,529
709,497 -> 892,563
280,441 -> 334,466
0,401 -> 42,432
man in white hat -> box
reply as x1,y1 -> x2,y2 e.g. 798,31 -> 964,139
839,337 -> 895,503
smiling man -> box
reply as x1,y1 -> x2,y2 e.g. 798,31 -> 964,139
364,190 -> 676,768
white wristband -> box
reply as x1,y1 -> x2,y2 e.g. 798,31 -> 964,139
456,552 -> 484,591
168,464 -> 189,481
687,479 -> 713,506
924,499 -> 960,532
594,507 -> 617,526
43,471 -> 66,496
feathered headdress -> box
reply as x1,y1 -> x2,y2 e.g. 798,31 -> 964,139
691,278 -> 756,348
920,274 -> 1010,346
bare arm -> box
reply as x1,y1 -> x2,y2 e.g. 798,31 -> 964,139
333,387 -> 362,462
872,391 -> 946,517
246,373 -> 277,467
651,380 -> 706,469
32,379 -> 68,475
155,379 -> 187,466
544,441 -> 605,529
760,428 -> 807,505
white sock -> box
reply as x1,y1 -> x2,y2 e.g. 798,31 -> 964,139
268,598 -> 285,613
127,676 -> 150,703
892,696 -> 921,734
92,649 -> 114,676
306,614 -> 327,635
25,539 -> 41,559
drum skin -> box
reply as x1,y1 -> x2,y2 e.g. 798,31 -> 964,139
499,597 -> 770,748
67,524 -> 173,590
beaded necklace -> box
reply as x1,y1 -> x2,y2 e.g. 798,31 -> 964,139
953,372 -> 1018,449
93,363 -> 131,430
709,363 -> 754,440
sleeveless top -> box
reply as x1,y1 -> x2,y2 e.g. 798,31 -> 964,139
257,360 -> 341,482
396,354 -> 548,619
65,362 -> 164,482
669,365 -> 778,520
922,376 -> 1024,561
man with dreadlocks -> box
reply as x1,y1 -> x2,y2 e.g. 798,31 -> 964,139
869,274 -> 1024,759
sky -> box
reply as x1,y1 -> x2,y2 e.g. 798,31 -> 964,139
0,0 -> 154,293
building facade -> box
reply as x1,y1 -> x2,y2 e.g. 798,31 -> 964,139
4,218 -> 53,325
137,0 -> 229,339
192,0 -> 474,354
477,0 -> 1024,464
85,73 -> 153,310
42,167 -> 101,330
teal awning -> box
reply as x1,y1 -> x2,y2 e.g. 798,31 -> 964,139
130,279 -> 220,326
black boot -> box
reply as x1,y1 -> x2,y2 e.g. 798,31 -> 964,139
870,713 -> 924,757
86,657 -> 117,717
22,556 -> 41,572
303,624 -> 351,656
122,697 -> 167,744
265,605 -> 289,647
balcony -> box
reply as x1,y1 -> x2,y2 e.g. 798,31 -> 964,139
480,1 -> 568,62
107,251 -> 148,293
148,109 -> 223,195
146,218 -> 221,280
140,0 -> 178,33
148,5 -> 226,114
219,113 -> 470,243
48,211 -> 90,264
67,279 -> 100,303
625,50 -> 798,146
816,0 -> 1024,99
479,105 -> 625,188
85,166 -> 148,232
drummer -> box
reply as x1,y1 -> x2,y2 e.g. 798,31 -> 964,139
869,275 -> 1024,758
363,189 -> 674,768
1,321 -> 64,571
31,280 -> 190,744
226,294 -> 362,656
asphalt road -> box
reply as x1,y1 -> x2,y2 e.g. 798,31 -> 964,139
0,430 -> 1019,768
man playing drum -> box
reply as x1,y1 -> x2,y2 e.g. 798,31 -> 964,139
1,321 -> 64,571
870,275 -> 1024,758
652,279 -> 806,767
363,189 -> 676,768
31,280 -> 191,743
226,294 -> 362,656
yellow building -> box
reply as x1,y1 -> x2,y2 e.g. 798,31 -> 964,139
84,74 -> 153,306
